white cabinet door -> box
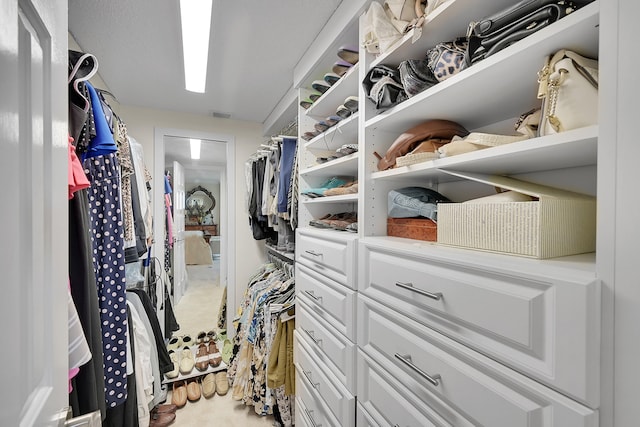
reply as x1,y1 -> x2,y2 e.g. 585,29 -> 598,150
0,0 -> 69,425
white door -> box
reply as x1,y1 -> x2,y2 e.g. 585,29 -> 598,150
0,0 -> 69,426
172,161 -> 187,305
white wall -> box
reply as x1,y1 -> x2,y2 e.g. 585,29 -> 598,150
119,104 -> 267,304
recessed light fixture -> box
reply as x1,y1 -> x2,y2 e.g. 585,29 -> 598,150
180,0 -> 213,93
190,138 -> 201,160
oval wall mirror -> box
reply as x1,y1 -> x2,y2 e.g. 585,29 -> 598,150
186,185 -> 216,214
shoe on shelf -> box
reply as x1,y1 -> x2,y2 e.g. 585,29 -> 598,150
208,340 -> 223,368
171,381 -> 187,408
309,91 -> 323,102
300,98 -> 314,109
149,411 -> 176,427
323,72 -> 341,86
165,350 -> 179,379
215,371 -> 229,396
333,59 -> 354,76
302,176 -> 354,197
325,115 -> 342,127
167,336 -> 182,351
186,378 -> 201,402
202,373 -> 216,398
337,45 -> 359,65
179,346 -> 194,375
311,79 -> 331,94
336,104 -> 352,119
344,96 -> 359,112
195,343 -> 209,371
324,182 -> 359,197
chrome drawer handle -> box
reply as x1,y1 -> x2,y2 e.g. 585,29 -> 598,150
395,282 -> 442,301
305,250 -> 323,257
302,369 -> 319,389
303,328 -> 322,346
394,353 -> 441,386
303,290 -> 322,302
304,408 -> 322,427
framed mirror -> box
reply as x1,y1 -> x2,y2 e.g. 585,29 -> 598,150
186,185 -> 216,224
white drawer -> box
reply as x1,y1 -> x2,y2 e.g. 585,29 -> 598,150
296,263 -> 356,341
294,332 -> 355,425
295,381 -> 339,427
359,242 -> 600,406
358,295 -> 599,427
356,350 -> 464,427
297,298 -> 356,392
296,228 -> 357,288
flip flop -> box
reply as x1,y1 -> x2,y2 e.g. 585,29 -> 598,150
337,45 -> 359,65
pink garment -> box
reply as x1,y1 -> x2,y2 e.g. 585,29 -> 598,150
68,367 -> 80,393
68,136 -> 90,199
165,193 -> 174,247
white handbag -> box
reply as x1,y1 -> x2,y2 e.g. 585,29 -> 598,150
537,49 -> 599,136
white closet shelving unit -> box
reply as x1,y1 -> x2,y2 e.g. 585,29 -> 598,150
290,0 -> 629,425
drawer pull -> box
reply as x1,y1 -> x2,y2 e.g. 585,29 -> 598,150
304,408 -> 322,427
305,250 -> 323,257
394,353 -> 441,386
303,328 -> 322,347
395,282 -> 442,301
302,369 -> 319,389
304,290 -> 322,302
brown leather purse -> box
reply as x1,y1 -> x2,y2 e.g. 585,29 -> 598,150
374,119 -> 469,171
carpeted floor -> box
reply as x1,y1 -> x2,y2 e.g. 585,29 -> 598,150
168,260 -> 274,426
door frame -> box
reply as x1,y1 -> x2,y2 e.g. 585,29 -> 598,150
153,127 -> 236,337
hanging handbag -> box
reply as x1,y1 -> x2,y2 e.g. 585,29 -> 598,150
426,37 -> 469,82
383,0 -> 427,33
363,65 -> 408,110
466,0 -> 593,64
537,49 -> 598,135
398,59 -> 439,97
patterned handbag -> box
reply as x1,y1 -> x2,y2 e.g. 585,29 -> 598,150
426,37 -> 468,82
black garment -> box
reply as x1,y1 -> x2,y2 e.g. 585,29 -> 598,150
249,158 -> 277,242
103,306 -> 139,427
164,284 -> 180,338
68,190 -> 107,421
127,289 -> 174,374
124,156 -> 148,263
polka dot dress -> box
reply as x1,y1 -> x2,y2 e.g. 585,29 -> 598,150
83,152 -> 128,408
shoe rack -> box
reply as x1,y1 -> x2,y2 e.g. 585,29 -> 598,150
288,0 -> 621,425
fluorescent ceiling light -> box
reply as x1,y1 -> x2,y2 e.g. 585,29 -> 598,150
190,138 -> 201,160
180,0 -> 213,93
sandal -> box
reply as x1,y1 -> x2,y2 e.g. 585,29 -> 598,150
208,340 -> 222,368
195,343 -> 209,371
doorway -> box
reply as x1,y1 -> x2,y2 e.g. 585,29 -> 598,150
153,128 -> 236,338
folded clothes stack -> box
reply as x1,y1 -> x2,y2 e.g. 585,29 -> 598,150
309,211 -> 358,232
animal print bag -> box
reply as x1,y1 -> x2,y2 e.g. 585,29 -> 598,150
426,37 -> 468,82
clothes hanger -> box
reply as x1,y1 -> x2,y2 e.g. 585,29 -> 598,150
68,51 -> 99,112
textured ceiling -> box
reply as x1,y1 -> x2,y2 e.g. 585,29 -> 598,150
68,0 -> 343,124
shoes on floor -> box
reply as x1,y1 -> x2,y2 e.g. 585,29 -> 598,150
179,346 -> 194,375
195,343 -> 209,371
151,403 -> 177,415
186,378 -> 201,402
208,340 -> 222,368
181,334 -> 194,347
221,339 -> 233,364
196,331 -> 207,344
171,381 -> 187,408
167,336 -> 182,351
215,371 -> 229,396
202,373 -> 216,398
165,350 -> 179,379
149,411 -> 176,427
